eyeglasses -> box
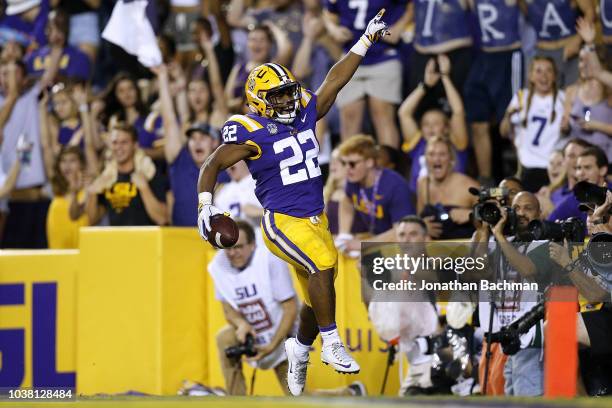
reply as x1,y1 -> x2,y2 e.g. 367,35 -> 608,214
341,159 -> 364,169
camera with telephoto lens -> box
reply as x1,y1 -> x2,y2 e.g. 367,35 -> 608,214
488,302 -> 545,356
225,334 -> 257,359
527,217 -> 586,243
470,187 -> 516,234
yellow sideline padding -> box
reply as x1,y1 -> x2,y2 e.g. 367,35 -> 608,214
77,227 -> 209,395
0,250 -> 78,388
0,227 -> 400,396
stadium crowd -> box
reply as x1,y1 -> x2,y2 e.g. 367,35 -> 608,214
1,0 -> 611,399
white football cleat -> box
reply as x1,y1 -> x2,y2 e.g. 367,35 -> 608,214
321,342 -> 360,374
284,338 -> 309,396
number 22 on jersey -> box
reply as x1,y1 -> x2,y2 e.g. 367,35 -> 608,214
273,129 -> 321,186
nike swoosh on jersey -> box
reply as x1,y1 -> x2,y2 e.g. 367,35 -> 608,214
301,113 -> 307,123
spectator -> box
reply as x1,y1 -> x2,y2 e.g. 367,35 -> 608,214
0,39 -> 25,62
189,13 -> 234,84
464,0 -> 523,183
0,60 -> 53,248
538,139 -> 592,219
85,125 -> 168,226
499,176 -> 524,206
535,149 -> 564,218
162,0 -> 203,68
102,72 -> 163,160
55,0 -> 101,63
336,135 -> 414,255
154,64 -> 221,226
214,160 -> 262,225
602,1 -> 612,67
0,137 -> 29,243
524,0 -> 594,88
322,0 -> 409,148
26,9 -> 91,82
45,146 -> 89,248
0,0 -> 49,51
224,23 -> 292,113
561,20 -> 612,163
323,148 -> 367,236
208,220 -> 297,395
409,0 -> 473,110
417,136 -> 479,240
400,55 -> 469,195
549,146 -> 610,223
500,56 -> 564,193
181,27 -> 228,129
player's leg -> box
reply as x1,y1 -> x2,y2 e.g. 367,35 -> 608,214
216,325 -> 247,395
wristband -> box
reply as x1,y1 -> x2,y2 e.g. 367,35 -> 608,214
350,35 -> 371,57
198,191 -> 212,206
79,103 -> 89,113
582,44 -> 596,53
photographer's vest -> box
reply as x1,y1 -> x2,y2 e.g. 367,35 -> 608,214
479,237 -> 544,348
209,245 -> 289,368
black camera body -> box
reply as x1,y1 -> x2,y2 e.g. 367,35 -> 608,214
470,187 -> 516,234
488,302 -> 545,356
527,217 -> 586,243
224,334 -> 257,359
574,181 -> 611,211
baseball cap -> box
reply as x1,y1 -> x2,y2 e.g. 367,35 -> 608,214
186,123 -> 219,139
6,0 -> 41,16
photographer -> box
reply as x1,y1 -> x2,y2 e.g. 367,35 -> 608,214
472,192 -> 558,396
208,220 -> 298,395
549,191 -> 611,370
549,146 -> 610,224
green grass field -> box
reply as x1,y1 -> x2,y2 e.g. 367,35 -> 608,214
2,396 -> 612,408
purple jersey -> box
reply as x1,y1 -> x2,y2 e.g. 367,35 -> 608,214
26,45 -> 91,81
221,90 -> 324,217
405,136 -> 468,193
0,0 -> 49,48
169,146 -> 199,226
58,120 -> 81,146
414,0 -> 472,49
324,0 -> 407,65
474,0 -> 521,50
345,168 -> 415,234
527,0 -> 577,42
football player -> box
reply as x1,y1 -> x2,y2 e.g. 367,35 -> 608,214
197,10 -> 390,396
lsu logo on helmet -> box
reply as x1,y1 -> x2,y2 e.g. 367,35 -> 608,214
245,63 -> 302,125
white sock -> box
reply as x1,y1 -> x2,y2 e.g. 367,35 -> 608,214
320,327 -> 341,347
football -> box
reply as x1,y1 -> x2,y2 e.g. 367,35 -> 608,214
209,214 -> 239,249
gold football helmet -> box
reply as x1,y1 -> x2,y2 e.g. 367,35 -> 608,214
245,63 -> 302,125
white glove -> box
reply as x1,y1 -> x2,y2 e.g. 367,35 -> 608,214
334,233 -> 354,252
351,9 -> 390,56
197,192 -> 228,241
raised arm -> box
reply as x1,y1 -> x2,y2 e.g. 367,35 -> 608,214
399,59 -> 439,143
438,55 -> 468,150
153,65 -> 184,164
292,13 -> 325,80
0,63 -> 20,144
72,85 -> 100,176
267,21 -> 293,68
198,30 -> 229,124
316,9 -> 389,119
38,91 -> 57,179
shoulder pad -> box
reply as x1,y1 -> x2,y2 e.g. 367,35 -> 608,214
221,115 -> 264,144
300,88 -> 314,109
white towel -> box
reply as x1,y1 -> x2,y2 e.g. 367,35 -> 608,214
101,0 -> 162,68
